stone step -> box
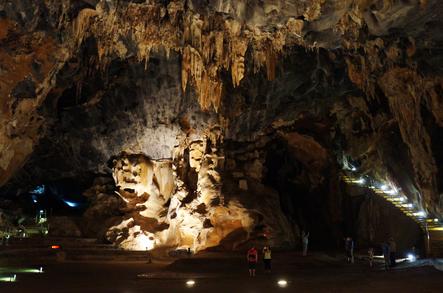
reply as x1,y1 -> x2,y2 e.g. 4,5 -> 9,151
0,247 -> 151,262
1,237 -> 120,254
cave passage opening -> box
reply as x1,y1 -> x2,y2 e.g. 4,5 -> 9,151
21,178 -> 91,217
263,136 -> 339,250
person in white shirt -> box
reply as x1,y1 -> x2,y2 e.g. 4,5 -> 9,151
263,246 -> 272,273
302,231 -> 310,256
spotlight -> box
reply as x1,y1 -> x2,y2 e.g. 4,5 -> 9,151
277,279 -> 288,288
186,280 -> 195,287
434,218 -> 439,223
380,184 -> 388,191
351,166 -> 357,171
39,267 -> 43,273
407,253 -> 416,262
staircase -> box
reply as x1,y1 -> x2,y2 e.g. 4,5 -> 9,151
342,173 -> 443,257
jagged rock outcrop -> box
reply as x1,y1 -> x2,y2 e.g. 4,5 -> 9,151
105,131 -> 295,252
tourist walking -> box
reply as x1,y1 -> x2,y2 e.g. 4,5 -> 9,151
382,241 -> 390,270
302,231 -> 310,256
368,247 -> 374,267
389,237 -> 397,267
345,237 -> 354,263
247,246 -> 258,277
263,246 -> 272,273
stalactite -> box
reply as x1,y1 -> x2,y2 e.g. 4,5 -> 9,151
137,43 -> 152,70
230,38 -> 248,88
72,8 -> 98,47
427,78 -> 443,127
265,45 -> 276,81
67,2 -> 306,113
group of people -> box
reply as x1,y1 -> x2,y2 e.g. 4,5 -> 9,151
345,236 -> 398,269
245,234 -> 399,276
381,237 -> 397,270
246,231 -> 310,277
246,246 -> 272,277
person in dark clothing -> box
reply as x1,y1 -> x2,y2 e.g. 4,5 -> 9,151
345,237 -> 354,263
388,237 -> 397,267
382,242 -> 390,270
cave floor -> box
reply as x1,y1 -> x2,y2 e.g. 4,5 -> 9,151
1,251 -> 442,293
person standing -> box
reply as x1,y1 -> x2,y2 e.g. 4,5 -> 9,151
263,246 -> 272,273
382,241 -> 390,270
247,246 -> 258,277
345,237 -> 354,263
388,237 -> 397,267
302,231 -> 310,256
368,247 -> 374,268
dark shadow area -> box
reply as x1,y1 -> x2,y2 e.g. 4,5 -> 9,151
263,137 -> 337,249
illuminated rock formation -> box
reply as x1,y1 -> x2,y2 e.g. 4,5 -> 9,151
105,131 -> 295,251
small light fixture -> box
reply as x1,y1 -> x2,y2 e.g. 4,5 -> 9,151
385,189 -> 398,195
380,184 -> 388,191
186,280 -> 195,287
407,253 -> 416,262
413,211 -> 426,218
434,218 -> 439,223
351,166 -> 357,171
277,279 -> 288,288
39,267 -> 43,273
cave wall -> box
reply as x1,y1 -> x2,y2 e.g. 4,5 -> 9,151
356,192 -> 423,253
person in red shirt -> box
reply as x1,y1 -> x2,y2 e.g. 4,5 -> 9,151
247,246 -> 258,277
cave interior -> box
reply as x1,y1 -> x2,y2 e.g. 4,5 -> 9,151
0,0 -> 443,257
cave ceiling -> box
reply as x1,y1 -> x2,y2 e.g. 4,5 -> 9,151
0,0 -> 442,248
